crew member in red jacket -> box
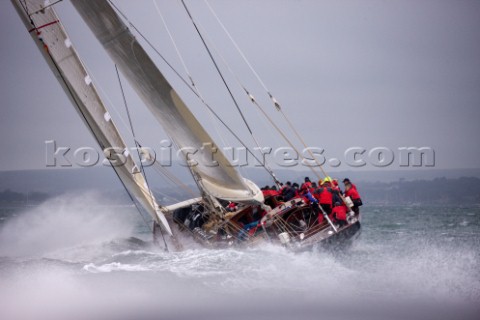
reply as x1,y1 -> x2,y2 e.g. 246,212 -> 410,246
262,186 -> 279,198
343,178 -> 362,215
314,181 -> 334,215
331,202 -> 348,227
300,177 -> 313,193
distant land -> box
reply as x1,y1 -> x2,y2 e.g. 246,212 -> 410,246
1,167 -> 479,206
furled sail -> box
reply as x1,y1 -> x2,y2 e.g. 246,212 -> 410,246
70,0 -> 263,203
11,0 -> 172,235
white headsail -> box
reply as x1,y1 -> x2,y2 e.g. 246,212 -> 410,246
11,0 -> 172,235
70,0 -> 263,204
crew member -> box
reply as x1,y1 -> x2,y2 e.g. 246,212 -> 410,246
262,186 -> 279,198
292,183 -> 300,198
226,201 -> 238,212
302,177 -> 312,190
281,181 -> 296,201
331,202 -> 348,227
300,178 -> 312,196
314,181 -> 334,215
343,178 -> 362,215
331,179 -> 342,204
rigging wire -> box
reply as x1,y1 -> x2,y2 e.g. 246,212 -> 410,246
176,9 -> 322,180
151,0 -> 252,182
115,64 -> 170,251
115,65 -> 138,140
152,0 -> 230,149
179,0 -> 251,137
20,2 -> 153,232
106,0 -> 280,184
151,159 -> 198,198
107,2 -> 210,204
87,61 -> 196,198
179,0 -> 280,186
85,69 -> 135,137
203,0 -> 270,96
152,0 -> 251,183
177,13 -> 282,150
202,1 -> 357,211
204,0 -> 332,180
114,64 -> 157,208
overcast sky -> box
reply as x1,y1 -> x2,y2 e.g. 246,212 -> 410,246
1,0 -> 479,173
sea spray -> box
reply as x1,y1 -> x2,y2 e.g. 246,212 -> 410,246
0,192 -> 139,258
0,202 -> 479,320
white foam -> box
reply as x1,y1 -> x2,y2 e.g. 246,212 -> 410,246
83,262 -> 150,273
0,192 -> 136,258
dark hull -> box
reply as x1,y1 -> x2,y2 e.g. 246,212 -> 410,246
164,201 -> 362,252
288,220 -> 361,252
320,221 -> 361,249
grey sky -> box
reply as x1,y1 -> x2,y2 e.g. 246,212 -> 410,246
1,0 -> 480,172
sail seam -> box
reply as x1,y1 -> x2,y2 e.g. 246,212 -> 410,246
28,20 -> 58,33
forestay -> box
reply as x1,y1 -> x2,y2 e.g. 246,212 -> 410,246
11,0 -> 172,235
70,0 -> 263,204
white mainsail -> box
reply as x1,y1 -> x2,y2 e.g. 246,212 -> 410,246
70,0 -> 263,204
11,0 -> 172,235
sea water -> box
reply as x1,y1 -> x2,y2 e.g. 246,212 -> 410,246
0,193 -> 479,320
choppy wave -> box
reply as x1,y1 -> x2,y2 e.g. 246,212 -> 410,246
0,195 -> 479,320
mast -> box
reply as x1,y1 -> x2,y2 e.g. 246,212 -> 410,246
11,0 -> 172,236
70,0 -> 264,205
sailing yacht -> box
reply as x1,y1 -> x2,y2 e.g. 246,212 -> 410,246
12,0 -> 361,252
